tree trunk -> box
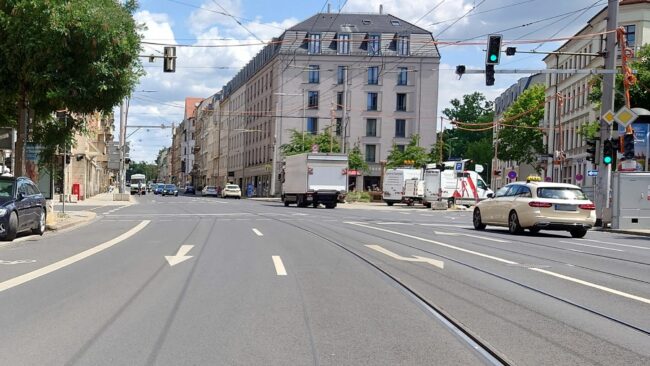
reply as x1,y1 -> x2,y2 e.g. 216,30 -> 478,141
14,87 -> 27,177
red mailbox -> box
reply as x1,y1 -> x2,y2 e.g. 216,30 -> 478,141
72,183 -> 80,201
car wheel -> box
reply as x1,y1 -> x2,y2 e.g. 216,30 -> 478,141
529,228 -> 541,234
284,200 -> 290,207
312,202 -> 319,208
473,208 -> 486,230
570,228 -> 587,238
386,202 -> 394,206
3,211 -> 18,241
508,211 -> 523,235
325,202 -> 337,209
32,209 -> 46,235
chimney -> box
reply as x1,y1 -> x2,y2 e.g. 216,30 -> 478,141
379,4 -> 383,14
327,3 -> 331,13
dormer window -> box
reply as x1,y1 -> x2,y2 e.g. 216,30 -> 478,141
390,20 -> 400,26
362,19 -> 371,25
308,33 -> 321,54
368,34 -> 381,56
338,33 -> 350,54
397,35 -> 409,56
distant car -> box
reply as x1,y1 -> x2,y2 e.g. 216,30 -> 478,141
162,184 -> 179,196
472,178 -> 596,238
184,185 -> 195,194
202,186 -> 218,197
153,184 -> 165,195
221,184 -> 241,199
0,176 -> 46,241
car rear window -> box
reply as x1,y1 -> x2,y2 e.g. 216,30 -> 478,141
227,185 -> 239,189
537,187 -> 587,200
165,185 -> 175,189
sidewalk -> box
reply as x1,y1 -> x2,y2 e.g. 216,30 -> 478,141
52,192 -> 135,207
339,201 -> 470,211
46,211 -> 96,232
597,228 -> 650,237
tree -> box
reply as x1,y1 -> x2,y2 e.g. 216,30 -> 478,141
497,84 -> 546,165
280,128 -> 340,156
348,144 -> 368,172
386,134 -> 428,168
0,0 -> 143,176
588,43 -> 650,109
126,161 -> 158,182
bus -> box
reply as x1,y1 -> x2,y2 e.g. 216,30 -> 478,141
130,174 -> 146,195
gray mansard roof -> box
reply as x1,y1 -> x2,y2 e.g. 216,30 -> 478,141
288,13 -> 431,34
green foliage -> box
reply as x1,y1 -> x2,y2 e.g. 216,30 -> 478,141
0,0 -> 143,168
386,134 -> 429,168
347,144 -> 368,172
127,161 -> 158,181
497,84 -> 546,165
588,43 -> 650,109
577,120 -> 600,139
280,128 -> 340,156
346,191 -> 371,203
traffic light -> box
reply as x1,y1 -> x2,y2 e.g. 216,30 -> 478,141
65,155 -> 71,164
623,133 -> 635,160
163,46 -> 176,73
486,34 -> 502,65
505,47 -> 516,56
485,64 -> 495,86
124,158 -> 131,165
602,138 -> 614,165
585,138 -> 598,164
493,169 -> 502,177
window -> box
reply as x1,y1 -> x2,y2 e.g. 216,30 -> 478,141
537,187 -> 587,200
308,91 -> 319,109
368,66 -> 379,84
516,186 -> 532,198
395,119 -> 406,137
366,119 -> 377,137
390,20 -> 400,26
495,186 -> 510,198
367,92 -> 378,111
477,179 -> 488,191
624,24 -> 635,46
365,144 -> 376,162
397,36 -> 409,56
397,67 -> 408,85
336,118 -> 342,136
337,92 -> 344,110
307,117 -> 318,134
368,34 -> 381,56
338,34 -> 350,54
308,65 -> 319,83
396,93 -> 407,111
395,144 -> 405,152
308,33 -> 321,54
337,66 -> 346,84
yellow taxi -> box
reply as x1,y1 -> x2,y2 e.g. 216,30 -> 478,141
472,176 -> 596,238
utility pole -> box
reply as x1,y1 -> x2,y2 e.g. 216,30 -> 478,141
439,116 -> 444,162
341,66 -> 349,154
596,0 -> 619,227
119,99 -> 128,194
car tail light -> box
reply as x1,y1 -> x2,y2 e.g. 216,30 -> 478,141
578,203 -> 596,210
528,201 -> 552,208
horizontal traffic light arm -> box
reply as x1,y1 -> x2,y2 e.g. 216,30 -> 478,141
458,68 -> 623,75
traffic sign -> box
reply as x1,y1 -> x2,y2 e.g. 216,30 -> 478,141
455,162 -> 464,171
614,107 -> 638,128
601,110 -> 615,125
575,174 -> 584,182
507,170 -> 517,180
587,170 -> 598,177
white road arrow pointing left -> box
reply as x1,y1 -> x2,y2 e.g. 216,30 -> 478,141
165,245 -> 194,266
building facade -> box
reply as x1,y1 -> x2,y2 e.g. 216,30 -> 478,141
542,0 -> 650,187
209,9 -> 440,195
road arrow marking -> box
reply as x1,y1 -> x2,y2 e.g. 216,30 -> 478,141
252,228 -> 263,236
272,256 -> 287,276
365,245 -> 444,269
165,245 -> 194,266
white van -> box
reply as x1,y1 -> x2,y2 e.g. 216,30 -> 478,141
440,170 -> 492,206
422,167 -> 442,208
382,168 -> 422,206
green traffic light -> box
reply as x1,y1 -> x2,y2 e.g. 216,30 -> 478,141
603,156 -> 612,164
490,54 -> 497,62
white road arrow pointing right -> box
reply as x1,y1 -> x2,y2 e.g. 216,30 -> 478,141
366,245 -> 444,269
165,245 -> 194,266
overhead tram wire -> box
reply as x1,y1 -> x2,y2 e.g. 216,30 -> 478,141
164,0 -> 287,31
532,0 -> 603,51
413,0 -> 447,25
434,0 -> 487,38
210,0 -> 265,44
429,0 -> 536,26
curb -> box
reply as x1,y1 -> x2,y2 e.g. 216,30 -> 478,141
597,229 -> 650,237
46,212 -> 97,232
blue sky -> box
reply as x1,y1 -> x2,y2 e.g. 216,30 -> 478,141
123,0 -> 606,162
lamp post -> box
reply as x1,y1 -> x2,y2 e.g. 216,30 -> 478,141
272,90 -> 305,196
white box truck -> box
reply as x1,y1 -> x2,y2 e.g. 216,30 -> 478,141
281,153 -> 348,209
382,168 -> 422,206
129,174 -> 146,195
422,166 -> 442,208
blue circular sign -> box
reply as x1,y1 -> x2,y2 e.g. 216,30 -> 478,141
507,171 -> 517,180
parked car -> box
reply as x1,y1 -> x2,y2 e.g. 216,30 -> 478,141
0,176 -> 46,241
184,185 -> 195,194
202,186 -> 218,197
153,183 -> 165,195
221,184 -> 241,199
472,177 -> 596,238
162,184 -> 179,196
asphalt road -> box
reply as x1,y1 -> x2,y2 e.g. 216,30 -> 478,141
0,194 -> 649,365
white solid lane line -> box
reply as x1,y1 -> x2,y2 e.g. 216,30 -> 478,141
434,231 -> 510,243
272,256 -> 287,276
559,241 -> 623,252
252,228 -> 263,236
578,238 -> 650,250
530,268 -> 650,305
0,220 -> 150,293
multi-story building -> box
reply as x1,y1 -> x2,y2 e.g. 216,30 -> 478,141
492,74 -> 545,190
157,147 -> 170,183
171,124 -> 182,184
216,8 -> 440,195
179,97 -> 202,187
542,0 -> 649,186
193,93 -> 221,188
